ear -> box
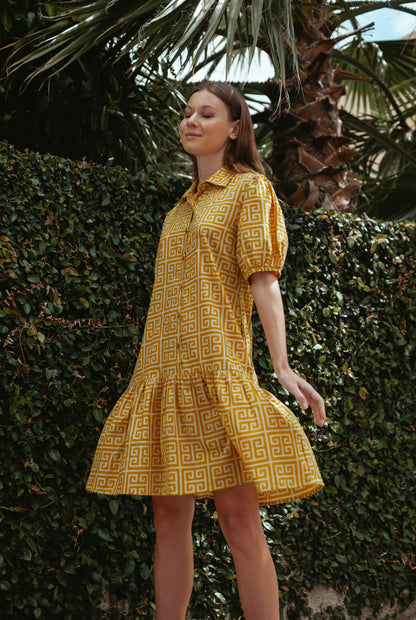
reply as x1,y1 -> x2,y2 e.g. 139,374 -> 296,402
230,119 -> 240,140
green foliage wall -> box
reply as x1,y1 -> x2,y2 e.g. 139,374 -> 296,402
0,141 -> 415,619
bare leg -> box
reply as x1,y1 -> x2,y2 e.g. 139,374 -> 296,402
152,495 -> 195,620
213,483 -> 279,620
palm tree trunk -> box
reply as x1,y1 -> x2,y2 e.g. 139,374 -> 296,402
256,8 -> 360,212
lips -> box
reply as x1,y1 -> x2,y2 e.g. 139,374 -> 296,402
184,133 -> 201,138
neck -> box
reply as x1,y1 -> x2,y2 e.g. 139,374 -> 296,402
196,154 -> 225,183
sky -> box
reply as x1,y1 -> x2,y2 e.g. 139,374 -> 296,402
353,4 -> 416,41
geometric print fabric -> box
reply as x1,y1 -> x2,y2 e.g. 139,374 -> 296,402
86,167 -> 324,505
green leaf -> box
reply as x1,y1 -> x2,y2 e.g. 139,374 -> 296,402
0,581 -> 11,591
109,500 -> 119,515
214,591 -> 227,603
97,529 -> 111,541
21,548 -> 32,561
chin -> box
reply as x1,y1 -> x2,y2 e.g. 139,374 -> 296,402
182,145 -> 201,157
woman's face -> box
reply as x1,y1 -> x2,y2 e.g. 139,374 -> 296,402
179,89 -> 239,162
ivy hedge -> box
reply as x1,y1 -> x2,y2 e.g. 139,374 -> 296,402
0,141 -> 415,619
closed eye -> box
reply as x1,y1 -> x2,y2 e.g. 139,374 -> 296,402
184,114 -> 214,119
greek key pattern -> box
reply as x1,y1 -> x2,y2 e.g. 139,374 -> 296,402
86,168 -> 323,505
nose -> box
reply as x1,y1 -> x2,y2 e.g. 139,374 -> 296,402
186,112 -> 199,126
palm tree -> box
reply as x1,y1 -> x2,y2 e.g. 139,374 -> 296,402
249,6 -> 416,218
5,0 -> 416,217
251,5 -> 365,213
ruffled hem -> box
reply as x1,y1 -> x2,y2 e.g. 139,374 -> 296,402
86,370 -> 324,506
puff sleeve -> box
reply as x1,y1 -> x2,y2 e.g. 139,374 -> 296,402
237,175 -> 288,281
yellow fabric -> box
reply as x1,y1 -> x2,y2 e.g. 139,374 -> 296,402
86,167 -> 324,505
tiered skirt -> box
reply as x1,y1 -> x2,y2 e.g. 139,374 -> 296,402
86,370 -> 323,505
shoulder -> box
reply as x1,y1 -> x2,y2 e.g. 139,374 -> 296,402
231,171 -> 273,189
230,172 -> 277,202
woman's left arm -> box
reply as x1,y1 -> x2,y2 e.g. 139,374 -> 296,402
250,271 -> 326,428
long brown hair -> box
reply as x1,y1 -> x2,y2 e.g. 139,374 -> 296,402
188,81 -> 265,179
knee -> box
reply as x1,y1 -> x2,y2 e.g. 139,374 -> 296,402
153,496 -> 194,538
217,508 -> 263,553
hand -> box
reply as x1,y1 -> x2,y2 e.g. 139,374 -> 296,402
275,365 -> 326,428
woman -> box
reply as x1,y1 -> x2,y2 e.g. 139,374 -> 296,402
86,81 -> 326,620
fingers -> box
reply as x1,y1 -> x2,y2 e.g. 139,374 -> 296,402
299,384 -> 326,427
276,367 -> 327,428
293,388 -> 308,411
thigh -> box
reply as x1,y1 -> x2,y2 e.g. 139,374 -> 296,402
213,482 -> 259,516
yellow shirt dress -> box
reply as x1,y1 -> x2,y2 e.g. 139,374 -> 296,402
86,167 -> 324,505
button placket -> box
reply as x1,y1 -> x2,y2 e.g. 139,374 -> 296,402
177,206 -> 195,363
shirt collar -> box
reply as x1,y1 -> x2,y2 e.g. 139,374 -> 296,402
181,167 -> 236,207
201,166 -> 236,189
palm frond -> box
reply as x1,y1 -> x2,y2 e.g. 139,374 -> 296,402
341,111 -> 416,220
333,39 -> 416,123
6,0 -> 299,85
